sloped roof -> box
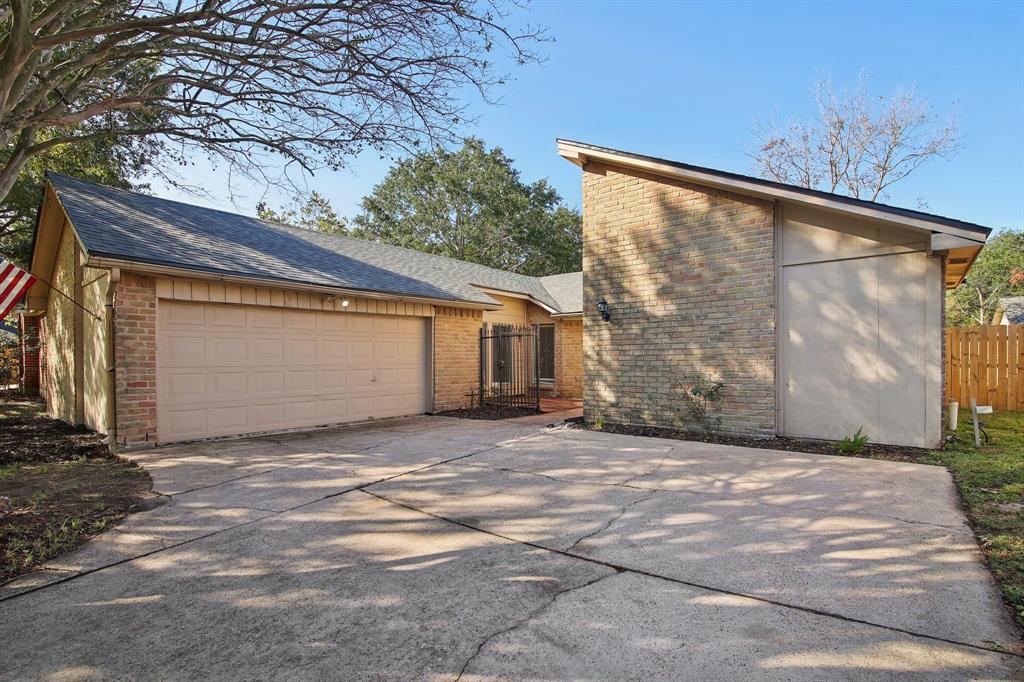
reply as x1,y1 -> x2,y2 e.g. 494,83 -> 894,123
45,173 -> 581,313
557,139 -> 991,239
998,297 -> 1024,324
539,272 -> 582,314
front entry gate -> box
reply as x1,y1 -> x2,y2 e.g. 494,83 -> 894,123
479,324 -> 540,412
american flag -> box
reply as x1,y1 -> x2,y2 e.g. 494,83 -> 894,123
0,258 -> 37,321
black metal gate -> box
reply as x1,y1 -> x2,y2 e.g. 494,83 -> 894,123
479,324 -> 540,412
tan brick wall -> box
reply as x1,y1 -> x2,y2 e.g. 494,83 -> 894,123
582,161 -> 776,437
433,306 -> 483,410
554,318 -> 583,399
114,272 -> 157,447
41,224 -> 78,423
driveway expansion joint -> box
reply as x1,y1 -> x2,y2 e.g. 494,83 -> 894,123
361,488 -> 1022,660
460,460 -> 969,533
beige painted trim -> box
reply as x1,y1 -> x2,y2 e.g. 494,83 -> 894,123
782,244 -> 929,268
773,201 -> 784,437
73,236 -> 85,425
473,285 -> 559,314
152,274 -> 437,318
86,256 -> 492,311
549,311 -> 583,318
557,140 -> 989,242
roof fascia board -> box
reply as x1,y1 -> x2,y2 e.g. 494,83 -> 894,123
550,311 -> 582,318
557,141 -> 987,243
473,285 -> 560,314
86,256 -> 497,310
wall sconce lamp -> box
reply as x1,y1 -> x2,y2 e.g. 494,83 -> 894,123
341,299 -> 350,308
596,298 -> 610,322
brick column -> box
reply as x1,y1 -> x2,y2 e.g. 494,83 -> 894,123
432,306 -> 483,410
114,273 -> 157,447
554,318 -> 583,398
19,315 -> 41,397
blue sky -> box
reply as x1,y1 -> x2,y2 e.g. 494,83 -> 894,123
151,0 -> 1024,230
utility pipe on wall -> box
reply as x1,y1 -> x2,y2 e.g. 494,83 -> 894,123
105,267 -> 120,452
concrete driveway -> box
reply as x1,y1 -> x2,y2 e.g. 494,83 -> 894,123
1,416 -> 1020,680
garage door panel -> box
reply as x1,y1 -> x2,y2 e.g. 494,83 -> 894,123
210,371 -> 246,399
782,251 -> 931,447
250,371 -> 285,394
289,370 -> 318,392
376,317 -> 399,334
317,369 -> 346,389
319,314 -> 347,333
286,338 -> 317,362
348,316 -> 375,333
207,305 -> 246,327
251,402 -> 285,427
286,310 -> 317,330
249,308 -> 284,328
209,405 -> 247,430
318,397 -> 349,422
349,341 -> 373,362
158,301 -> 428,442
375,342 -> 399,362
164,335 -> 206,366
165,372 -> 207,402
166,303 -> 205,325
288,401 -> 318,424
319,339 -> 347,361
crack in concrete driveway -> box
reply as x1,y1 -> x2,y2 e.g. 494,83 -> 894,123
1,415 -> 1020,681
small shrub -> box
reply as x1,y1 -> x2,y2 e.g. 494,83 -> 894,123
838,427 -> 870,454
594,416 -> 605,430
675,374 -> 725,436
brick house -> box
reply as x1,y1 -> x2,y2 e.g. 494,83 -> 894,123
21,173 -> 582,447
558,140 -> 989,448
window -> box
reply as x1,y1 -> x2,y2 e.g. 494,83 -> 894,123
538,324 -> 555,382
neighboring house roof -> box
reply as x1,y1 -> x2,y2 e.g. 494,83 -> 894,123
996,297 -> 1024,324
44,172 -> 581,313
556,139 -> 990,289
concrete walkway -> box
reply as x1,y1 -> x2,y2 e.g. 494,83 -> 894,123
1,416 -> 1020,680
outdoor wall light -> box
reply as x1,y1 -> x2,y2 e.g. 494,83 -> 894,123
341,299 -> 350,308
596,298 -> 610,322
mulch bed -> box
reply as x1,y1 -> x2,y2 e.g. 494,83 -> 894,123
435,406 -> 542,421
579,421 -> 937,464
0,395 -> 158,583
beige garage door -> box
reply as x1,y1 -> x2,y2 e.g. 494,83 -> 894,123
780,251 -> 939,447
157,301 -> 429,443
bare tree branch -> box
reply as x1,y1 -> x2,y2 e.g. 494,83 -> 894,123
0,0 -> 547,202
751,75 -> 960,201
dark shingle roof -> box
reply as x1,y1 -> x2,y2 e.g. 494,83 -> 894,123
46,173 -> 581,312
999,297 -> 1024,324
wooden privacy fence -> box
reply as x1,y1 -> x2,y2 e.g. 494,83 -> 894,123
945,324 -> 1024,411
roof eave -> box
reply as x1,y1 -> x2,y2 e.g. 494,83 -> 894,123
557,140 -> 990,243
86,254 -> 497,310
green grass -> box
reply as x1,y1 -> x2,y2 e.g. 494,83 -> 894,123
926,411 -> 1024,630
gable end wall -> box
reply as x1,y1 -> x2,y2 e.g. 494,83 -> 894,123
582,161 -> 776,437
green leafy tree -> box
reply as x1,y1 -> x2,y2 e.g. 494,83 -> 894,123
1,128 -> 161,265
257,192 -> 348,236
352,138 -> 581,275
946,229 -> 1024,326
